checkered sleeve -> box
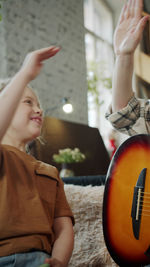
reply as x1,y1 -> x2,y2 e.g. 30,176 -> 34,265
105,95 -> 150,136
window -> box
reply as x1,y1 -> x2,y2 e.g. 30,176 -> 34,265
84,0 -> 114,149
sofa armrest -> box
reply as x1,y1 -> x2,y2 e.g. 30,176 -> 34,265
62,175 -> 106,186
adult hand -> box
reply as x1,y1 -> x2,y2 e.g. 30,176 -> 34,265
20,46 -> 60,81
114,0 -> 149,56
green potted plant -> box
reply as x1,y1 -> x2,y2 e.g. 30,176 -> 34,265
53,148 -> 86,178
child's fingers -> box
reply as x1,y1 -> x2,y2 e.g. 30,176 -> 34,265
35,45 -> 59,53
21,45 -> 61,80
35,46 -> 61,61
23,46 -> 60,64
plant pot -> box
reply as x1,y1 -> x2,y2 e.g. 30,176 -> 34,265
59,163 -> 74,178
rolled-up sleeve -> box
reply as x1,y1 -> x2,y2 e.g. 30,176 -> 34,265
105,95 -> 150,136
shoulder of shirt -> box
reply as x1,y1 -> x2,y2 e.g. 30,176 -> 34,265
0,144 -> 36,161
35,161 -> 60,181
0,144 -> 60,181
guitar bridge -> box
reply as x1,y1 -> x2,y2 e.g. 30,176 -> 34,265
131,168 -> 146,240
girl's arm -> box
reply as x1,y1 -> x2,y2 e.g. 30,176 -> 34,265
0,46 -> 60,142
45,217 -> 74,267
112,0 -> 149,112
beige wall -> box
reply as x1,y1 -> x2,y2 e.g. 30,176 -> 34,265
0,0 -> 88,125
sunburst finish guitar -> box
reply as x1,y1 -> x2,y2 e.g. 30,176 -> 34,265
103,134 -> 150,266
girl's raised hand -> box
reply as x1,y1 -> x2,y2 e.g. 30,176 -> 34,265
114,0 -> 149,56
20,46 -> 60,81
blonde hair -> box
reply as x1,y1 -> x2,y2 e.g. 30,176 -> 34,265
0,78 -> 46,149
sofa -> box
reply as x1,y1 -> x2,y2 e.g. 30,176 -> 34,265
62,176 -> 118,267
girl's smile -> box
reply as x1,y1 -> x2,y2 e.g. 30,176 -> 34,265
2,86 -> 43,150
30,115 -> 43,126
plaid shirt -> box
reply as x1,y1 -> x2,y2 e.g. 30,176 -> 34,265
105,95 -> 150,136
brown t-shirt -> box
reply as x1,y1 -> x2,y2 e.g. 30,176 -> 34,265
0,144 -> 74,257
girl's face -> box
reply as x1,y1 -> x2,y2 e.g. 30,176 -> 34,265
9,87 -> 43,143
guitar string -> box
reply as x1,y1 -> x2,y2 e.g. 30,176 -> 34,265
138,200 -> 150,216
139,213 -> 150,217
139,207 -> 150,212
137,199 -> 150,207
139,199 -> 150,204
141,192 -> 150,196
135,195 -> 150,216
139,202 -> 150,207
132,194 -> 150,217
129,191 -> 150,217
138,211 -> 150,217
139,198 -> 150,202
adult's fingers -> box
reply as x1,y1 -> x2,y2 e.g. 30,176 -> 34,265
134,0 -> 143,20
124,0 -> 132,20
117,3 -> 128,25
134,14 -> 149,37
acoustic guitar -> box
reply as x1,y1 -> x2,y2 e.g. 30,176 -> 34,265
103,134 -> 150,266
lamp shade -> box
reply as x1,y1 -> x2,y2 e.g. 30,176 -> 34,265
62,103 -> 73,113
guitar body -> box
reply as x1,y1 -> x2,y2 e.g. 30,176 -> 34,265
103,134 -> 150,266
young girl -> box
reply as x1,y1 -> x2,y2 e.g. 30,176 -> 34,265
105,0 -> 150,136
0,46 -> 74,267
